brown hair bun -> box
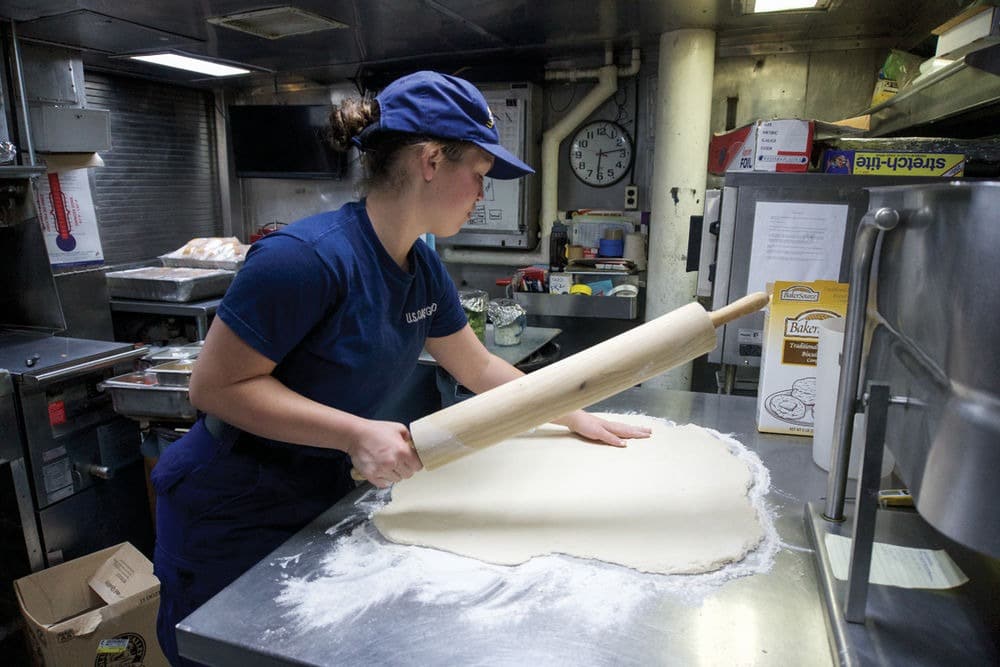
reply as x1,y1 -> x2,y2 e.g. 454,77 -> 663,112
326,97 -> 379,152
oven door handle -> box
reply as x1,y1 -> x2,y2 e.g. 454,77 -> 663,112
25,346 -> 149,386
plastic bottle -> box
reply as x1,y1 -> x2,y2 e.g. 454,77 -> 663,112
549,221 -> 568,273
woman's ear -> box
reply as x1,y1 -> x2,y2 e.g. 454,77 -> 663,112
420,144 -> 442,182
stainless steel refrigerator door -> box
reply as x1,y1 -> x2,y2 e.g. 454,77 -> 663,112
711,173 -> 949,368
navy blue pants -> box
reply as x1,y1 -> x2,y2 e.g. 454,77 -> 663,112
152,419 -> 353,666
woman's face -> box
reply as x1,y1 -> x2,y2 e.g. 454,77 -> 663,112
427,146 -> 494,238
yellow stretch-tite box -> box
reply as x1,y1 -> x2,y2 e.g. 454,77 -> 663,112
821,149 -> 965,177
757,280 -> 849,436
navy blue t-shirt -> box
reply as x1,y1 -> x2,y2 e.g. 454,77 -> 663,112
217,200 -> 467,444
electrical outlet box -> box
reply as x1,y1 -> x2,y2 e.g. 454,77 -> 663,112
624,185 -> 639,210
29,106 -> 111,152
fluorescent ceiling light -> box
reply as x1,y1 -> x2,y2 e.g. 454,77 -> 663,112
130,53 -> 250,77
753,0 -> 821,12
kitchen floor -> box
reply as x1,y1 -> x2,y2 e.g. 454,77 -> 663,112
0,623 -> 30,664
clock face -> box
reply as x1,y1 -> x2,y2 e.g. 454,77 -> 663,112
568,121 -> 633,187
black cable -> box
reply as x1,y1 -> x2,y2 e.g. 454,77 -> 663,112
613,84 -> 628,123
548,83 -> 577,113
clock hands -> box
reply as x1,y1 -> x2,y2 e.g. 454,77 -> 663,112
595,148 -> 625,182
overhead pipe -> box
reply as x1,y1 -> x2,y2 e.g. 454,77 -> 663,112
441,47 -> 640,266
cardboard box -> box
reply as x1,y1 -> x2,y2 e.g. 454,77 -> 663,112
14,543 -> 168,667
757,281 -> 849,436
934,5 -> 1000,59
870,78 -> 899,107
709,119 -> 857,175
707,122 -> 757,174
830,115 -> 871,132
821,149 -> 965,177
754,119 -> 814,172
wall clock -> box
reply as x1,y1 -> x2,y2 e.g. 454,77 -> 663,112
568,120 -> 634,187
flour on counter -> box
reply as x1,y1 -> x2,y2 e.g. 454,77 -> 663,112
273,553 -> 302,569
275,420 -> 779,634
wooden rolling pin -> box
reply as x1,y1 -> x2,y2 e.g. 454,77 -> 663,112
353,292 -> 767,480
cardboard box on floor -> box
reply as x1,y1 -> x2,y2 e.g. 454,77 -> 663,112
13,542 -> 168,667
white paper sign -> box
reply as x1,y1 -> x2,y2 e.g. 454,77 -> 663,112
746,201 -> 848,295
825,533 -> 968,590
33,167 -> 105,267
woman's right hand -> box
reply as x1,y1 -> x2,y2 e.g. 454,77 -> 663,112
346,419 -> 423,488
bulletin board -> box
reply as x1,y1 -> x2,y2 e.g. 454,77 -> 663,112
436,83 -> 539,249
464,90 -> 526,234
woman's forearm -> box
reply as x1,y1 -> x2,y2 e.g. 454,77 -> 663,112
192,374 -> 365,452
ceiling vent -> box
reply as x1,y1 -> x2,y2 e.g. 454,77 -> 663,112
207,6 -> 348,39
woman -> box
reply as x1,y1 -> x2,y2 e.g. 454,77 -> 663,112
152,70 -> 650,665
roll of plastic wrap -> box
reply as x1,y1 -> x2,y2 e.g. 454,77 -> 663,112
623,232 -> 646,270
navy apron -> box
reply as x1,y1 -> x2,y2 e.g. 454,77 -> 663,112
152,418 -> 353,666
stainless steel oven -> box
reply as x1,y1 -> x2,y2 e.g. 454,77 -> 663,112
0,187 -> 154,648
0,331 -> 152,570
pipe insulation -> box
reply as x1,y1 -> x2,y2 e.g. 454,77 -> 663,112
644,29 -> 716,390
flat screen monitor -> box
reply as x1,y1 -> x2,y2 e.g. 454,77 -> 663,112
228,105 -> 347,179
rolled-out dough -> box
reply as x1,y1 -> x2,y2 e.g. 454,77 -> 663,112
373,414 -> 765,575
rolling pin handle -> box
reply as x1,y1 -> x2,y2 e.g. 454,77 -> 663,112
708,292 -> 769,328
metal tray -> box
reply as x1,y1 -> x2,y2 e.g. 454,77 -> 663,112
144,342 -> 204,363
105,267 -> 235,302
160,255 -> 244,271
100,371 -> 196,420
149,359 -> 195,386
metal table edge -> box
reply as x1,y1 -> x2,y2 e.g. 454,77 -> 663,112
805,501 -> 858,667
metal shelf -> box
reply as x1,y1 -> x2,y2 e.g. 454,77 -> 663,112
0,165 -> 46,179
563,269 -> 635,276
513,292 -> 639,320
866,43 -> 1000,137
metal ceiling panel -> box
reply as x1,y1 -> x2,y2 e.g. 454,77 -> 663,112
0,1 -> 967,87
17,9 -> 202,54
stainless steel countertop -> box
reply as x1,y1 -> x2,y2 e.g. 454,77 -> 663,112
177,388 -> 835,666
805,501 -> 1000,666
418,325 -> 561,367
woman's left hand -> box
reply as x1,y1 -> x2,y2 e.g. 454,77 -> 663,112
554,410 -> 652,448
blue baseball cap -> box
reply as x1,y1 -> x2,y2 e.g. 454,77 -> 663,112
358,71 -> 534,180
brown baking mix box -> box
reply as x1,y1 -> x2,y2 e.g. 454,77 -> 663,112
757,280 -> 849,436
